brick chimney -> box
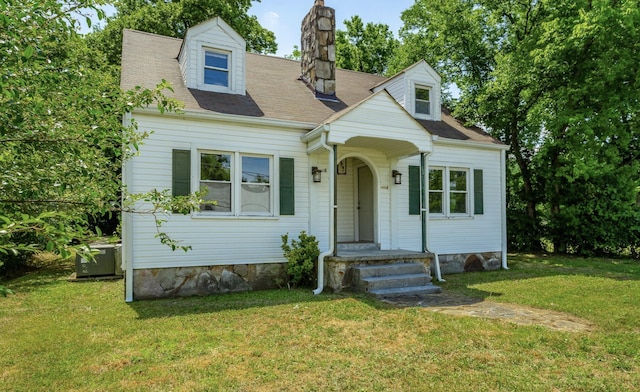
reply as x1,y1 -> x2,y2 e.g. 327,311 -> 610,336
300,0 -> 336,99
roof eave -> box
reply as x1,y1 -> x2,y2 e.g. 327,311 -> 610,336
131,106 -> 317,130
432,135 -> 510,151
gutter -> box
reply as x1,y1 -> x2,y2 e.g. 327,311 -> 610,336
313,130 -> 336,295
432,136 -> 510,151
133,106 -> 317,131
421,152 -> 444,282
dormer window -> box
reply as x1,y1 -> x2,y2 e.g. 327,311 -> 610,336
415,87 -> 431,116
178,17 -> 248,95
204,49 -> 229,88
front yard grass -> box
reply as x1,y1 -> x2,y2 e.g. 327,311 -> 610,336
1,254 -> 639,391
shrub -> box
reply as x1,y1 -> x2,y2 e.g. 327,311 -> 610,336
0,285 -> 13,297
281,231 -> 319,289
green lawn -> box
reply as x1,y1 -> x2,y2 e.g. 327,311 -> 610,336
1,254 -> 639,391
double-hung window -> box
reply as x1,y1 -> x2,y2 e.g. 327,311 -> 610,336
429,167 -> 469,216
199,151 -> 272,215
428,168 -> 444,214
449,170 -> 468,214
204,49 -> 229,88
200,152 -> 232,212
415,87 -> 431,117
240,156 -> 271,214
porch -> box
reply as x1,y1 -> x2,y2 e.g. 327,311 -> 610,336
324,243 -> 441,298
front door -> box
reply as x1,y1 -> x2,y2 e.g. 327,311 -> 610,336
357,165 -> 374,242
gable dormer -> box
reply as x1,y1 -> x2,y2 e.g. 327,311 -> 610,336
372,60 -> 442,121
178,17 -> 246,95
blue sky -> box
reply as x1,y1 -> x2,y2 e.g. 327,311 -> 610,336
79,1 -> 416,56
249,0 -> 416,57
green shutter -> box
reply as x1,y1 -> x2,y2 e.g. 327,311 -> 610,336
409,165 -> 421,215
474,169 -> 484,215
279,157 -> 295,215
172,149 -> 191,197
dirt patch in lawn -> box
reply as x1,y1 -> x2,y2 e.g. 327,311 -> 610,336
384,292 -> 595,333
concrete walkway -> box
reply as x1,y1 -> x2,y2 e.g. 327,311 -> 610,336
383,292 -> 595,333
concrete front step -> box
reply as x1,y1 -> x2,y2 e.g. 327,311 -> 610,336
351,262 -> 441,298
361,273 -> 432,291
369,285 -> 442,299
337,242 -> 379,251
352,263 -> 425,280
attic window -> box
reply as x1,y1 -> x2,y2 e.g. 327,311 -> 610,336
204,50 -> 229,87
415,87 -> 431,116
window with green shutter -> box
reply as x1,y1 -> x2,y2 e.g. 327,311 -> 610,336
172,149 -> 191,197
474,169 -> 484,215
409,165 -> 421,215
279,157 -> 295,215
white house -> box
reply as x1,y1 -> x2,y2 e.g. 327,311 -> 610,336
120,0 -> 509,301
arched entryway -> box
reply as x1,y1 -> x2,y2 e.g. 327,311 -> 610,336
336,157 -> 376,244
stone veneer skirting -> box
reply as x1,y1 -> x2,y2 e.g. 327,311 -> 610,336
133,263 -> 287,300
132,252 -> 502,299
435,252 -> 502,275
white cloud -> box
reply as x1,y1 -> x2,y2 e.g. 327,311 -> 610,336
261,11 -> 281,30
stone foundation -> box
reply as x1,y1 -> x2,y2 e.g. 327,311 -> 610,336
434,252 -> 502,275
132,263 -> 286,300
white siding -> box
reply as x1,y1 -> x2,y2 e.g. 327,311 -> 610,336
391,155 -> 423,251
404,65 -> 442,122
308,153 -> 330,250
375,61 -> 443,122
178,18 -> 246,95
428,144 -> 503,253
126,113 -> 309,269
328,93 -> 432,155
394,144 -> 504,254
384,77 -> 406,107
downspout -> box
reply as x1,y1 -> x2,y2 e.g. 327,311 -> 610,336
421,152 -> 444,282
313,130 -> 335,295
123,113 -> 135,302
501,149 -> 509,270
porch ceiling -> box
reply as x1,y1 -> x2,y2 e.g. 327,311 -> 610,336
344,136 -> 420,159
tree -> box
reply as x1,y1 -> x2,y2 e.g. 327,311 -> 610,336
87,0 -> 277,65
0,0 -> 198,289
284,45 -> 301,61
335,16 -> 398,75
396,0 -> 640,255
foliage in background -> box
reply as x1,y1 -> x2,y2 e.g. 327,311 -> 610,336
335,16 -> 398,76
281,231 -> 319,289
0,0 -> 203,284
394,0 -> 640,256
86,0 -> 277,66
283,45 -> 301,61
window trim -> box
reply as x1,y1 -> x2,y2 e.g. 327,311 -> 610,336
428,166 -> 471,217
413,84 -> 433,120
413,84 -> 433,118
239,154 -> 273,216
199,151 -> 233,215
428,167 -> 445,216
199,46 -> 232,93
448,168 -> 469,216
197,150 -> 274,217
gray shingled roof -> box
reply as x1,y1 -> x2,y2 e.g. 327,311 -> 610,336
121,29 -> 502,145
